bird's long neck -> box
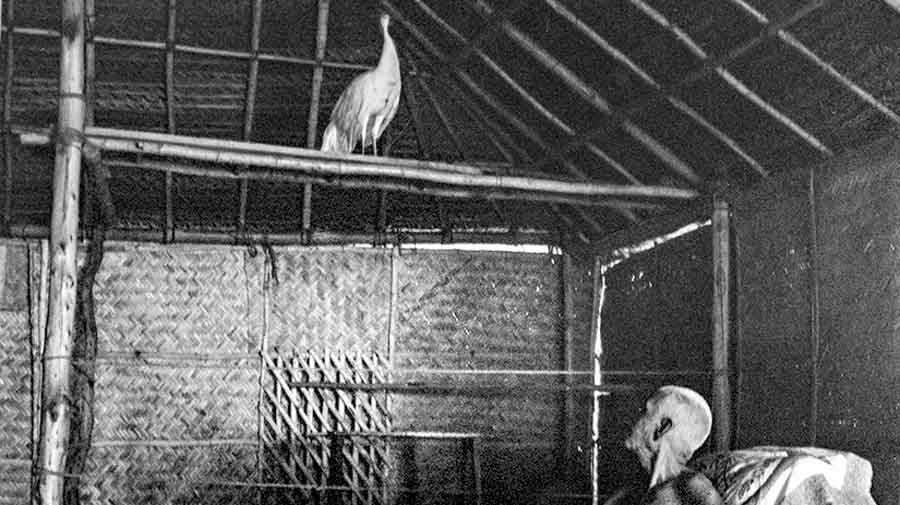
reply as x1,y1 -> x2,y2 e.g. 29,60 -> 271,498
375,23 -> 399,76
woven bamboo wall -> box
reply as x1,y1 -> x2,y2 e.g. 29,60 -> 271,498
0,242 -> 32,505
391,250 -> 564,504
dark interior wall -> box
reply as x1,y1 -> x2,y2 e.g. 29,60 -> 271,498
732,166 -> 815,446
733,136 -> 900,505
815,138 -> 900,505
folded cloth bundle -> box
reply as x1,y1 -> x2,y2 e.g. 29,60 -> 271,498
690,446 -> 876,505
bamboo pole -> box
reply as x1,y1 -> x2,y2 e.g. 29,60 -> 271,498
436,78 -> 521,163
164,0 -> 176,242
16,126 -> 699,199
533,0 -> 833,168
562,253 -> 576,464
711,197 -> 731,451
542,0 -> 768,178
469,0 -> 701,185
549,204 -> 590,245
416,76 -> 465,158
2,0 -> 15,231
446,0 -> 529,66
0,25 -> 373,73
410,0 -> 641,185
303,0 -> 331,242
401,78 -> 432,158
37,0 -> 86,503
238,0 -> 264,233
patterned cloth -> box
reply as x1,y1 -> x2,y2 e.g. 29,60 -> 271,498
690,447 -> 877,505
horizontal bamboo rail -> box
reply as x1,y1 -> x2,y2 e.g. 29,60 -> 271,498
289,381 -> 641,394
1,25 -> 372,72
15,126 -> 698,200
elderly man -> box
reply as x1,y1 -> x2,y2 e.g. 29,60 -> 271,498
605,385 -> 723,505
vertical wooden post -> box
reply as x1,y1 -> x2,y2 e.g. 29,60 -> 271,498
163,0 -> 176,242
3,0 -> 16,232
590,257 -> 605,505
302,0 -> 330,245
562,253 -> 576,465
239,0 -> 263,233
711,197 -> 731,451
37,0 -> 85,503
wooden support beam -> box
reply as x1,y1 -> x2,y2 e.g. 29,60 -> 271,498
416,76 -> 466,158
543,0 -> 768,178
238,0 -> 264,232
711,197 -> 731,451
164,0 -> 176,242
83,0 -> 115,228
534,0 -> 832,169
410,0 -> 641,184
37,1 -> 86,504
3,0 -> 16,231
806,165 -> 820,445
445,0 -> 529,66
17,126 -> 699,199
468,0 -> 701,185
562,253 -> 578,464
549,204 -> 590,245
401,77 -> 432,159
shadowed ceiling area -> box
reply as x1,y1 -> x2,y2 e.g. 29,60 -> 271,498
4,0 -> 900,244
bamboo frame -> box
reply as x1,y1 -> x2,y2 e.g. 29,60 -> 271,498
542,0 -> 768,178
289,381 -> 639,394
562,253 -> 576,463
417,76 -> 465,158
446,0 -> 529,66
37,0 -> 86,503
806,165 -> 820,444
468,0 -> 702,185
410,0 -> 641,185
726,0 -> 900,128
711,197 -> 731,451
16,126 -> 698,199
401,77 -> 431,158
534,0 -> 832,168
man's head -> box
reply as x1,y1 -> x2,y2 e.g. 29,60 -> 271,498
625,385 -> 712,478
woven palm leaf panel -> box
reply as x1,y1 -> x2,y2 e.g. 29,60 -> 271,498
391,250 -> 563,505
597,228 -> 714,495
0,241 -> 32,505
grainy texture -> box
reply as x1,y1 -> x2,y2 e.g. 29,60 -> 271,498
732,166 -> 814,446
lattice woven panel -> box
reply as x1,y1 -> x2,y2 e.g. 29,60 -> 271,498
260,348 -> 393,505
267,249 -> 391,353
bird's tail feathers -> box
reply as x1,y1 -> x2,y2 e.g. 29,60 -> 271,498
321,123 -> 353,153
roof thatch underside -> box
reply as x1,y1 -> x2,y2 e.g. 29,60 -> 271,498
4,0 -> 900,244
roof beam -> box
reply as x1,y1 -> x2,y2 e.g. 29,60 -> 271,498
468,0 -> 702,185
725,0 -> 900,127
533,0 -> 834,169
543,0 -> 768,178
16,126 -> 699,200
238,0 -> 264,232
381,0 -> 591,181
409,0 -> 642,185
303,0 -> 331,244
446,0 -> 530,66
164,0 -> 177,241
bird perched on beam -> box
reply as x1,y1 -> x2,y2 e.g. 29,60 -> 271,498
321,13 -> 401,156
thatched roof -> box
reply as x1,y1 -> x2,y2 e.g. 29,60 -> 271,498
4,0 -> 900,245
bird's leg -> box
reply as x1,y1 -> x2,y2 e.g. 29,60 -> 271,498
360,122 -> 368,156
373,136 -> 378,157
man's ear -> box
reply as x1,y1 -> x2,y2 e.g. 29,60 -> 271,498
653,416 -> 672,441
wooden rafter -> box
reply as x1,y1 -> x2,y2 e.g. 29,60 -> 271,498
542,0 -> 768,178
628,0 -> 832,157
84,0 -> 116,227
726,0 -> 900,127
382,1 -> 589,181
533,0 -> 833,169
401,75 -> 432,159
468,0 -> 701,185
409,0 -> 642,185
416,76 -> 465,158
446,0 -> 530,66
